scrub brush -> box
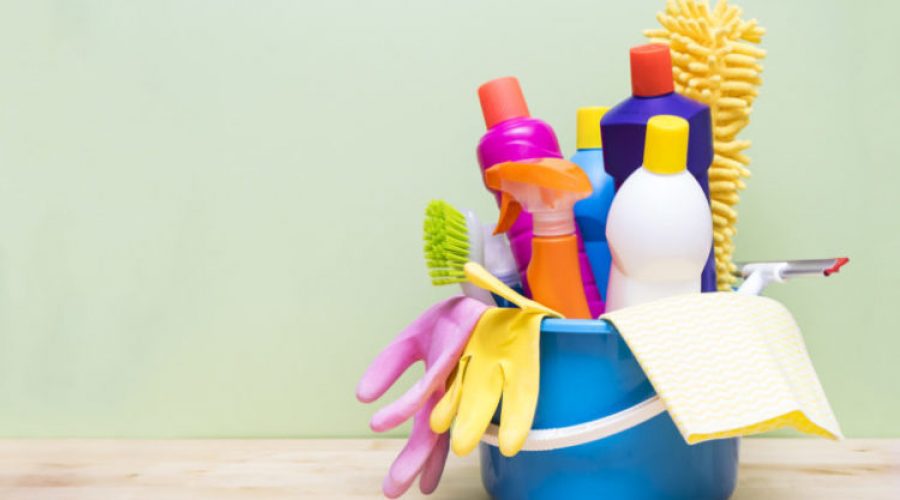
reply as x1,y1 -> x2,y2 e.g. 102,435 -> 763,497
645,0 -> 766,290
423,200 -> 495,305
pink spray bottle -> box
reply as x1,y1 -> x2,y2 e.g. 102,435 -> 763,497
476,77 -> 604,317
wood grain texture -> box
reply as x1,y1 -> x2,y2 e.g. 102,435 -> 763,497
0,439 -> 896,499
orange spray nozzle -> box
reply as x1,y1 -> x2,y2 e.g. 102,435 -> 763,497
484,158 -> 592,237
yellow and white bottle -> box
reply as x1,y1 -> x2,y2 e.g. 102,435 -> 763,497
605,115 -> 712,311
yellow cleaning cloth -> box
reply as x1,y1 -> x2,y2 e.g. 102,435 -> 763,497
430,262 -> 562,457
601,292 -> 842,444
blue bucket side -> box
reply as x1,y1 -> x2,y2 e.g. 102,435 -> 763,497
479,318 -> 739,500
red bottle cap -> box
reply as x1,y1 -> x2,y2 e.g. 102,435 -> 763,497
478,77 -> 531,129
630,44 -> 675,97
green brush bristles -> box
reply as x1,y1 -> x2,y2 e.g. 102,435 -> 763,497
423,200 -> 471,285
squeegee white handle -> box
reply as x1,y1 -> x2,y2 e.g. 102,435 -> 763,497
737,262 -> 788,295
736,257 -> 848,295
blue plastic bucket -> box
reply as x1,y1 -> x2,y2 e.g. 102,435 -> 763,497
479,318 -> 739,499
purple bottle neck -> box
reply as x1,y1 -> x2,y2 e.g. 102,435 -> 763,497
633,90 -> 674,100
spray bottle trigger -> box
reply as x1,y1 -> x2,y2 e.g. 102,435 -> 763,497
494,192 -> 522,235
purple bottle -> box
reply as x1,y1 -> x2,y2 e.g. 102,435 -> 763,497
600,44 -> 718,292
476,77 -> 604,317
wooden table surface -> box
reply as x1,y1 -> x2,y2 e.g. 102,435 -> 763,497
0,439 -> 896,499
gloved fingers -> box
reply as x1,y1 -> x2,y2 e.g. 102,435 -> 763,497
358,296 -> 472,404
497,362 -> 540,457
364,297 -> 483,428
385,393 -> 442,487
450,361 -> 503,456
356,337 -> 419,406
359,300 -> 460,405
371,295 -> 486,431
430,358 -> 467,434
419,432 -> 450,494
369,379 -> 424,432
495,314 -> 543,456
376,303 -> 479,431
370,345 -> 464,432
382,469 -> 415,499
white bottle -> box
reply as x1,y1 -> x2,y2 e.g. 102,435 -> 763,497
605,115 -> 712,311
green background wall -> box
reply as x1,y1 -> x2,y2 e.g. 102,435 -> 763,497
0,0 -> 897,438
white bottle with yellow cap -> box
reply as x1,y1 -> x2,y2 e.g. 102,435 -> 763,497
605,115 -> 712,311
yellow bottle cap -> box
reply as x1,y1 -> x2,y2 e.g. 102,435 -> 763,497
643,115 -> 689,174
576,106 -> 609,150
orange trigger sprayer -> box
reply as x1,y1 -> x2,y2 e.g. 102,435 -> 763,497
484,158 -> 594,319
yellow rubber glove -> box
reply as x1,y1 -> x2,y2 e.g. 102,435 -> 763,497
429,263 -> 562,457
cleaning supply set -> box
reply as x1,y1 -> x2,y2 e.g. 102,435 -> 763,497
358,1 -> 848,498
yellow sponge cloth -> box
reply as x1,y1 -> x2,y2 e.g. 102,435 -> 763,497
601,293 -> 842,444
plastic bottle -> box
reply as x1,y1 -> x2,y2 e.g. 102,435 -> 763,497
570,106 -> 615,303
476,77 -> 604,316
600,44 -> 717,293
484,158 -> 593,319
605,115 -> 712,311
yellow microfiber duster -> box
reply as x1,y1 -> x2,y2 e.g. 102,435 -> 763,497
645,0 -> 765,290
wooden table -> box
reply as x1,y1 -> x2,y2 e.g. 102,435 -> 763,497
0,439 -> 896,499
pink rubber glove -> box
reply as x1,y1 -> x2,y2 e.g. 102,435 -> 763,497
357,296 -> 488,497
381,392 -> 450,498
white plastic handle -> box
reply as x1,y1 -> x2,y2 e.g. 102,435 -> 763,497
737,262 -> 787,295
481,396 -> 666,451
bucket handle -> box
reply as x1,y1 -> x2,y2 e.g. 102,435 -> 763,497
481,395 -> 666,451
